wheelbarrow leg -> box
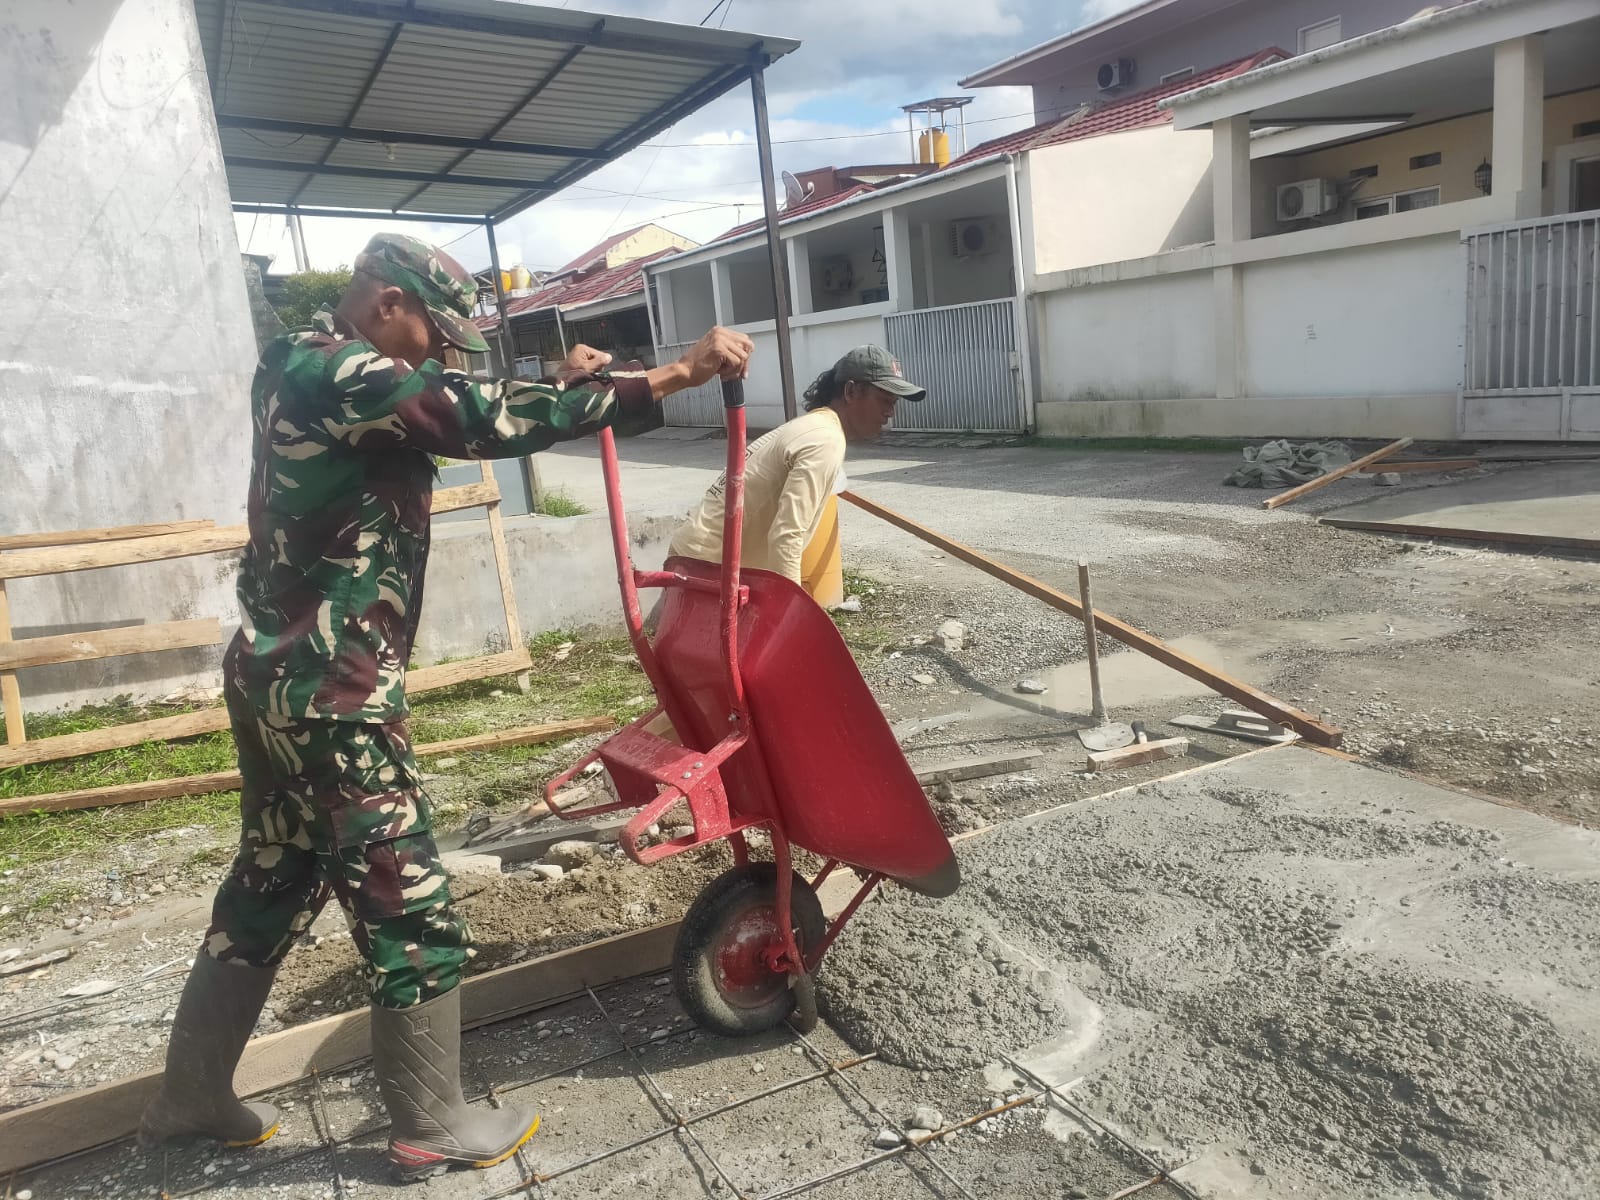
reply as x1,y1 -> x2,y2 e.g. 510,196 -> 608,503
768,831 -> 819,1033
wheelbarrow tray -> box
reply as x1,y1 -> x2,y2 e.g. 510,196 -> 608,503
653,556 -> 958,898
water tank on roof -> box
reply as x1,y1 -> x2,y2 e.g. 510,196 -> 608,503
917,129 -> 950,167
511,265 -> 533,292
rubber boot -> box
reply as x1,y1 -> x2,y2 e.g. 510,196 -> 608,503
138,954 -> 280,1148
371,988 -> 541,1180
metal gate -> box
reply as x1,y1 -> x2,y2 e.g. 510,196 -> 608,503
885,297 -> 1023,433
659,341 -> 725,427
1464,212 -> 1600,393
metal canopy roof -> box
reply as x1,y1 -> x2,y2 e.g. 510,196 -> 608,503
199,0 -> 800,223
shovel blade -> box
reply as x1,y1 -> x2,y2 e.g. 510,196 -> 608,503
1077,721 -> 1136,752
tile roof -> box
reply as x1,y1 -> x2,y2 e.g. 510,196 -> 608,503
948,48 -> 1288,168
715,184 -> 876,242
474,246 -> 678,330
547,224 -> 651,279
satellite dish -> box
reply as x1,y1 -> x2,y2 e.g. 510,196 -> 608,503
781,170 -> 806,209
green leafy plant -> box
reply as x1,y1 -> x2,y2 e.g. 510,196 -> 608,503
273,267 -> 354,328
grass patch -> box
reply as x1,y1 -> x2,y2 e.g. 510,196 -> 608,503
1023,435 -> 1246,454
0,631 -> 650,872
831,568 -> 895,662
536,487 -> 590,517
0,792 -> 241,874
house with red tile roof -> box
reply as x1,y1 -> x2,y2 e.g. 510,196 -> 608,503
646,0 -> 1596,442
473,227 -> 698,376
641,34 -> 1295,431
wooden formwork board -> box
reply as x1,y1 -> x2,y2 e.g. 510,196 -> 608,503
0,479 -> 528,769
839,491 -> 1342,747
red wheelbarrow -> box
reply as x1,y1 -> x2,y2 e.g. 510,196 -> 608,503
544,379 -> 959,1037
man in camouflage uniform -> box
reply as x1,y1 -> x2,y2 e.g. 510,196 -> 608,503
140,234 -> 752,1179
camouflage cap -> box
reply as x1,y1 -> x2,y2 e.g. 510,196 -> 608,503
356,233 -> 490,355
833,344 -> 925,401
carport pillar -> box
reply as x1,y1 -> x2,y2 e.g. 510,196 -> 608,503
750,65 -> 798,421
485,221 -> 517,376
486,220 -> 542,510
1210,115 -> 1252,402
1492,36 -> 1545,221
787,235 -> 814,316
883,208 -> 915,312
710,258 -> 734,326
1211,115 -> 1251,247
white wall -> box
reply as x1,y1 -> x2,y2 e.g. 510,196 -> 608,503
417,513 -> 680,659
922,218 -> 1015,306
728,256 -> 777,324
726,310 -> 890,431
663,265 -> 716,342
1028,127 -> 1215,275
0,0 -> 258,710
1036,271 -> 1216,404
1025,0 -> 1424,123
1032,231 -> 1464,438
1240,234 -> 1463,397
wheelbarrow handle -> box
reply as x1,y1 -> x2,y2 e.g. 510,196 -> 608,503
721,378 -> 745,409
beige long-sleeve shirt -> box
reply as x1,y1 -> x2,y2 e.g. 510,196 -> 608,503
668,407 -> 846,583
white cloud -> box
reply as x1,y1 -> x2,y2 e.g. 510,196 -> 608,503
1078,0 -> 1144,22
238,0 -> 1084,275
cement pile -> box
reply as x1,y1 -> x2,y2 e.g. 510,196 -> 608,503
820,760 -> 1600,1199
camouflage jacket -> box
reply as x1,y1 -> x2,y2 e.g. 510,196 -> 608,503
230,307 -> 651,722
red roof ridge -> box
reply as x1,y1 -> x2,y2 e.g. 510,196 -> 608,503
948,47 -> 1289,168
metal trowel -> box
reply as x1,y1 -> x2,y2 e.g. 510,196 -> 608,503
1074,558 -> 1137,752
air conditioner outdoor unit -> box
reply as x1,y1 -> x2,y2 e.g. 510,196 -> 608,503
950,218 -> 999,258
1276,178 -> 1340,222
1097,58 -> 1135,91
819,258 -> 854,294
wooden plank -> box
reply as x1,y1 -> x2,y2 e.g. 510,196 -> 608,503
0,922 -> 679,1175
914,750 -> 1044,786
1087,736 -> 1189,773
0,649 -> 538,771
1319,517 -> 1600,555
0,526 -> 249,581
412,716 -> 612,758
479,461 -> 525,651
0,520 -> 216,552
840,490 -> 1343,748
430,480 -> 501,515
408,646 -> 532,693
0,489 -> 495,563
0,579 -> 22,746
1260,437 -> 1413,509
0,948 -> 71,978
0,770 -> 244,817
0,706 -> 229,771
0,618 -> 224,672
0,715 -> 600,818
1356,458 -> 1477,474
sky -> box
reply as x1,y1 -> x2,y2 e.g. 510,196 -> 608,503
233,0 -> 1136,277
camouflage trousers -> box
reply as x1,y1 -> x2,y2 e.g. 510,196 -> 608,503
203,690 -> 473,1009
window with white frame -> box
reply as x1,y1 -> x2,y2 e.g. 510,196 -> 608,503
1160,66 -> 1195,84
1298,17 -> 1342,54
1354,186 -> 1441,220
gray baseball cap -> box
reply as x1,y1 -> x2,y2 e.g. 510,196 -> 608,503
833,345 -> 925,401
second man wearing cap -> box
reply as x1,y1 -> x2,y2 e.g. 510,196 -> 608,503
668,344 -> 925,590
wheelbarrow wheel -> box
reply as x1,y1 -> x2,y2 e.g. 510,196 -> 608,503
672,863 -> 826,1038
